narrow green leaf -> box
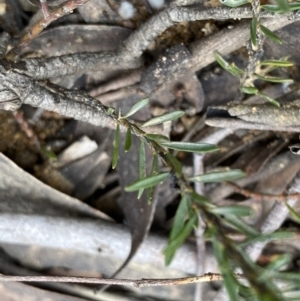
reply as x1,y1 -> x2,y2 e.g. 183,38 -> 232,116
211,205 -> 253,217
105,107 -> 115,116
145,133 -> 170,142
257,92 -> 280,107
230,63 -> 244,76
260,60 -> 293,67
112,124 -> 120,169
189,169 -> 245,183
259,254 -> 291,281
215,52 -> 240,77
212,234 -> 240,301
276,0 -> 290,13
240,231 -> 296,247
250,18 -> 257,47
125,173 -> 169,192
146,154 -> 159,204
286,203 -> 300,224
224,215 -> 259,236
240,86 -> 259,94
124,128 -> 132,152
255,74 -> 293,84
161,141 -> 219,154
191,191 -> 211,206
274,271 -> 300,282
262,3 -> 300,12
260,25 -> 282,44
122,98 -> 149,118
141,111 -> 184,127
164,212 -> 197,265
166,152 -> 182,175
137,141 -> 146,199
170,194 -> 189,241
40,147 -> 57,161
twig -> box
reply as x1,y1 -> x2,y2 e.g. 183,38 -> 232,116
89,69 -> 142,97
227,182 -> 300,202
6,0 -> 92,61
0,273 -> 244,287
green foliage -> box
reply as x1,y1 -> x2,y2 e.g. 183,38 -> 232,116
210,205 -> 253,217
215,51 -> 292,107
124,128 -> 132,152
112,123 -> 120,169
285,203 -> 300,224
188,169 -> 245,183
141,111 -> 184,127
263,2 -> 300,12
145,133 -> 170,142
161,141 -> 219,154
276,0 -> 290,12
146,154 -> 159,203
250,18 -> 257,47
260,25 -> 282,44
211,232 -> 240,301
137,141 -> 146,199
122,98 -> 149,118
110,21 -> 297,294
164,210 -> 197,265
125,173 -> 169,192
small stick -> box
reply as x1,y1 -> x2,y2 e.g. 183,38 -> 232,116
7,0 -> 91,61
227,182 -> 300,202
0,273 -> 245,287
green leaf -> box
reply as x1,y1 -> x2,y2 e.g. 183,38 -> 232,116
105,107 -> 115,115
240,231 -> 296,247
215,52 -> 241,77
124,128 -> 132,152
259,254 -> 291,281
257,92 -> 280,107
189,169 -> 245,183
260,60 -> 293,67
166,152 -> 182,175
212,233 -> 240,301
146,154 -> 159,204
145,133 -> 170,142
170,194 -> 189,241
260,25 -> 282,44
141,111 -> 184,127
240,86 -> 259,95
125,173 -> 169,192
164,212 -> 197,265
40,147 -> 57,161
211,205 -> 253,217
191,191 -> 211,206
122,98 -> 149,118
250,18 -> 257,47
230,63 -> 244,76
274,271 -> 300,282
161,142 -> 219,154
276,0 -> 290,12
255,74 -> 293,84
112,124 -> 120,169
224,215 -> 259,236
286,203 -> 300,224
137,141 -> 146,199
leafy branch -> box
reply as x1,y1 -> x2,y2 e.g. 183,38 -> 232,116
95,96 -> 290,301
